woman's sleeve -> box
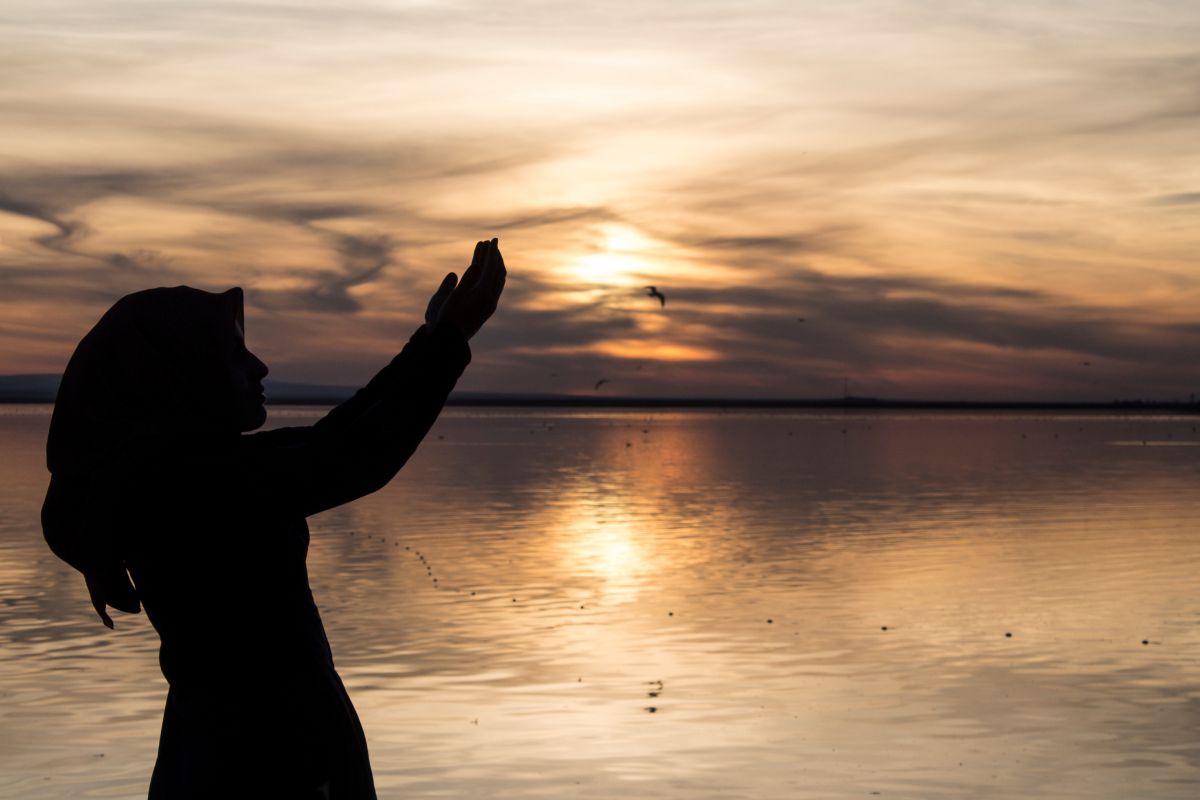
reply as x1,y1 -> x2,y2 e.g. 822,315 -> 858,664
238,323 -> 471,517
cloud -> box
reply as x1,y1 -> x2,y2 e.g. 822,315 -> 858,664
249,232 -> 395,313
667,268 -> 1199,366
693,235 -> 813,252
1148,192 -> 1200,206
488,262 -> 1200,399
0,122 -> 572,317
490,206 -> 621,231
0,192 -> 85,251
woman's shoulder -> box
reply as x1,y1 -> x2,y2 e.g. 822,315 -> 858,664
130,431 -> 263,499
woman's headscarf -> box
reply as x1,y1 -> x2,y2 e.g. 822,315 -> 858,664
42,286 -> 247,627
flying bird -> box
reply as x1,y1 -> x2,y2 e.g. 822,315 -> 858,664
594,378 -> 610,391
1080,361 -> 1091,366
644,286 -> 666,307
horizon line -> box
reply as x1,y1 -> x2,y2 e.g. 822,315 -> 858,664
1,374 -> 1197,410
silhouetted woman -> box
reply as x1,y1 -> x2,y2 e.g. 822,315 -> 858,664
41,239 -> 506,798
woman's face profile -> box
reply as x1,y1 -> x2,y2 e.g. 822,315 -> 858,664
229,318 -> 269,431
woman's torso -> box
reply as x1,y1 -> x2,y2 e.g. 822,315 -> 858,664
123,438 -> 337,687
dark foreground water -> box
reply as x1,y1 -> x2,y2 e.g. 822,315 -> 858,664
2,405 -> 1200,798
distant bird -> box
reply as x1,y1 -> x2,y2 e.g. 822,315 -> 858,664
644,286 -> 666,307
797,317 -> 806,322
1080,361 -> 1091,366
594,378 -> 610,391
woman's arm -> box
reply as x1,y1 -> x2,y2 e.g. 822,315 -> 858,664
238,239 -> 504,517
293,244 -> 489,438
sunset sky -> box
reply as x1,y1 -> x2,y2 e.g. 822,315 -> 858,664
2,0 -> 1198,400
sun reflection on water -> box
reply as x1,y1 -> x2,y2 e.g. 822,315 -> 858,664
557,514 -> 645,592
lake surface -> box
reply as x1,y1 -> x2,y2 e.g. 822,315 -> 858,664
3,405 -> 1200,799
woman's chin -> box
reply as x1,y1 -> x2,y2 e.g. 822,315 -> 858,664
240,404 -> 268,432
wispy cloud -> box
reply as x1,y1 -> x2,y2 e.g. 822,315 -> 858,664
250,232 -> 395,313
1149,192 -> 1200,206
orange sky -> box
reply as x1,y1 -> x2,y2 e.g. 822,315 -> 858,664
2,1 -> 1198,399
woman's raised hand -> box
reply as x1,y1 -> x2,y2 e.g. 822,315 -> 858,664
427,238 -> 506,341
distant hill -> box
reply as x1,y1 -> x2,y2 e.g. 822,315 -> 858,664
263,379 -> 356,404
0,374 -> 60,402
0,373 -> 569,405
0,373 -> 1195,410
264,382 -> 578,405
0,374 -> 361,404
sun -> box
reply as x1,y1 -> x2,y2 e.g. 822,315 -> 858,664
566,224 -> 657,287
569,251 -> 643,286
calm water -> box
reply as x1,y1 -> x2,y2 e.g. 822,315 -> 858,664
3,405 -> 1200,798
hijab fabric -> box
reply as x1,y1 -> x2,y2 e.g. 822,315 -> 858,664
42,286 -> 246,627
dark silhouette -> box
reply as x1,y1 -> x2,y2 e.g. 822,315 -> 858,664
594,378 -> 610,391
644,285 -> 666,307
41,239 -> 505,798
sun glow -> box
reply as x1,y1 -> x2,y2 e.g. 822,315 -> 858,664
569,251 -> 644,286
603,225 -> 653,253
566,224 -> 663,287
530,340 -> 721,362
589,339 -> 720,362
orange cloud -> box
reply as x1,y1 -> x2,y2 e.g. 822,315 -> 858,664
521,340 -> 722,362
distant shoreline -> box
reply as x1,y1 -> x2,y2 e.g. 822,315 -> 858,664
454,397 -> 1193,411
439,397 -> 1200,412
2,373 -> 1196,411
2,395 -> 1197,412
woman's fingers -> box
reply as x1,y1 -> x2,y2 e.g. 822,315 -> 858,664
487,239 -> 506,297
435,237 -> 505,339
472,238 -> 499,295
478,239 -> 496,289
478,239 -> 497,288
476,238 -> 504,303
425,271 -> 458,324
459,240 -> 488,291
